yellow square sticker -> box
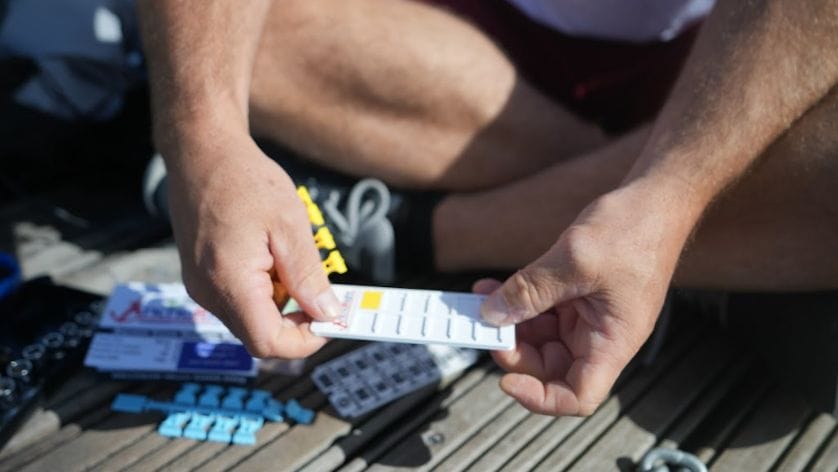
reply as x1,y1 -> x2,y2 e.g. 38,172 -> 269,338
360,291 -> 383,310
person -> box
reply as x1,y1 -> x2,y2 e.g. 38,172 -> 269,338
136,0 -> 838,417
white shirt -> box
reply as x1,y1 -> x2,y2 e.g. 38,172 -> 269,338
505,0 -> 716,42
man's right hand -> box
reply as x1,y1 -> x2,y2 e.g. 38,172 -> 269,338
164,130 -> 342,359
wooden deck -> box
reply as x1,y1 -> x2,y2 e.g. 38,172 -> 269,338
0,182 -> 836,472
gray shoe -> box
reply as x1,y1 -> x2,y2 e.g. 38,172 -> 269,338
312,178 -> 396,284
142,153 -> 169,221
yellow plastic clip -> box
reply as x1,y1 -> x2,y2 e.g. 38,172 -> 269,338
297,186 -> 325,226
313,226 -> 337,250
297,186 -> 314,205
322,250 -> 348,275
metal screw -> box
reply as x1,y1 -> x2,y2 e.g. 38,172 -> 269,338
40,332 -> 65,349
74,310 -> 97,326
6,359 -> 33,383
21,343 -> 46,367
0,376 -> 16,408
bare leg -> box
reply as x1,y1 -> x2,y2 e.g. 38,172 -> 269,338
249,0 -> 606,190
436,87 -> 838,291
435,126 -> 646,269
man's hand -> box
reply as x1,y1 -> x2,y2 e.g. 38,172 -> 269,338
478,182 -> 694,416
165,131 -> 342,359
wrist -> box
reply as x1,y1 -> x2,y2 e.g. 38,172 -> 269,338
607,175 -> 708,254
153,109 -> 252,171
152,92 -> 249,152
621,145 -> 713,225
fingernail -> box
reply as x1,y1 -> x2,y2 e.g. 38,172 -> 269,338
481,293 -> 512,326
316,289 -> 342,320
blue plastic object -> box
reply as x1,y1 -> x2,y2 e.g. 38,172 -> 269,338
233,416 -> 265,446
183,412 -> 214,440
110,384 -> 301,445
174,383 -> 200,405
208,416 -> 239,443
0,252 -> 21,301
159,412 -> 191,438
198,384 -> 224,407
286,399 -> 315,425
222,387 -> 248,410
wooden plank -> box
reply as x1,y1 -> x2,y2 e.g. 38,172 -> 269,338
710,385 -> 811,471
774,413 -> 837,472
657,355 -> 756,451
157,440 -> 228,472
89,432 -> 171,472
57,244 -> 181,295
0,408 -> 62,459
495,323 -> 708,472
563,335 -> 735,471
364,370 -> 513,471
43,370 -> 105,409
431,401 -> 530,471
809,427 -> 838,472
0,406 -> 112,471
18,405 -> 166,471
3,371 -> 117,456
20,242 -> 102,280
231,392 -> 348,472
0,379 -> 129,463
238,362 -> 498,472
191,419 -> 289,472
300,362 -> 492,472
4,201 -> 165,281
462,413 -> 555,472
17,382 -> 172,470
336,364 -> 496,472
122,437 -> 202,472
4,381 -> 172,471
692,375 -> 772,464
189,390 -> 324,471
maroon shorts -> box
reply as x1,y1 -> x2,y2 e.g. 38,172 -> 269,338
422,0 -> 700,133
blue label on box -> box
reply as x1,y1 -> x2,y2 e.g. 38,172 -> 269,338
177,342 -> 253,372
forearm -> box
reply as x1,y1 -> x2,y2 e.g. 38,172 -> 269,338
137,0 -> 272,161
626,0 -> 838,228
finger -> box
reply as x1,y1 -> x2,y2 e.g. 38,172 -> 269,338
516,312 -> 560,348
212,268 -> 328,359
481,256 -> 573,325
472,278 -> 502,295
491,342 -> 545,379
499,373 -> 586,416
563,352 -> 624,416
492,340 -> 571,380
270,208 -> 342,322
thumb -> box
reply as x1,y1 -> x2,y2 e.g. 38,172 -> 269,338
270,224 -> 342,322
481,253 -> 575,326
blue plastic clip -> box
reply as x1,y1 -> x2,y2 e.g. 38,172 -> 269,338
286,399 -> 315,425
111,393 -> 148,414
0,252 -> 20,301
159,412 -> 192,438
233,416 -> 265,446
183,412 -> 214,440
198,384 -> 224,407
245,389 -> 272,413
222,387 -> 248,410
208,415 -> 240,443
174,383 -> 201,405
263,399 -> 284,422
